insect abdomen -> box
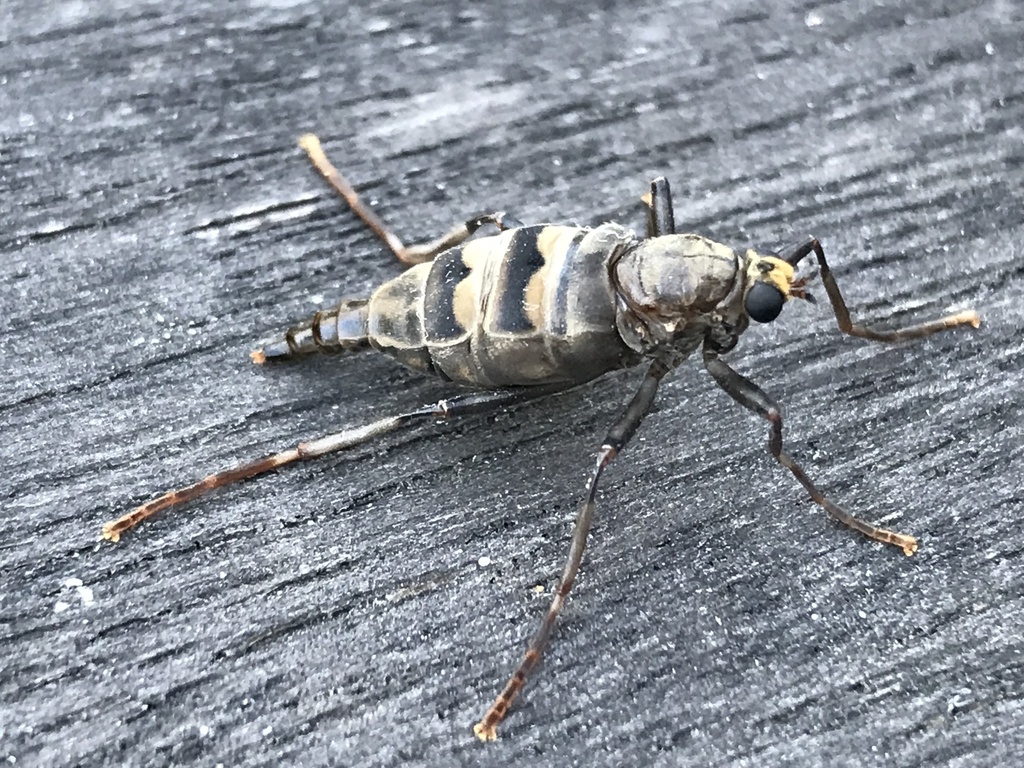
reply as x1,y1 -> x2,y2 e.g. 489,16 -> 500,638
367,223 -> 640,387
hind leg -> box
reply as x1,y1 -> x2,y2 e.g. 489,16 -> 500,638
299,134 -> 523,264
102,383 -> 572,542
257,137 -> 528,363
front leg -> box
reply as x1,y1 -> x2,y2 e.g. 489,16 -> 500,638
703,348 -> 918,556
781,237 -> 980,341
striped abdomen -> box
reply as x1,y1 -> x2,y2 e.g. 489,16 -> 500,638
368,223 -> 641,387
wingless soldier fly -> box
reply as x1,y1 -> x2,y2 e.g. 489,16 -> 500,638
103,134 -> 981,740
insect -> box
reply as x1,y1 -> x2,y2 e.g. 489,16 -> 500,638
102,134 -> 981,740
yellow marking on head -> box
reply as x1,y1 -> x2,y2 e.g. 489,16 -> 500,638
746,251 -> 796,298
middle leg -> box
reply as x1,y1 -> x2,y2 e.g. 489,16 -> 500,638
474,357 -> 673,741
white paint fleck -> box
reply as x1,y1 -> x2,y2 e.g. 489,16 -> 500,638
366,17 -> 392,33
805,10 -> 824,27
231,219 -> 262,235
477,556 -> 492,568
266,203 -> 317,225
947,689 -> 972,713
37,220 -> 71,235
59,578 -> 95,609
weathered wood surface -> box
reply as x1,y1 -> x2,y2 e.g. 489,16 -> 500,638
3,1 -> 1023,765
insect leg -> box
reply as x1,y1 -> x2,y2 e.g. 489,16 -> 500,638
475,359 -> 672,741
299,134 -> 523,265
642,176 -> 676,237
389,210 -> 525,265
702,348 -> 918,555
783,238 -> 980,341
102,384 -> 570,543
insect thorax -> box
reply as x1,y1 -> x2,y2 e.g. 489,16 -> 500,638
612,234 -> 744,356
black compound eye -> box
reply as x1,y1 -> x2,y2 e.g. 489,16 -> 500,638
745,282 -> 785,323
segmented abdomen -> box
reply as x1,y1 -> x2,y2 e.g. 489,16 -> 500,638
367,223 -> 641,387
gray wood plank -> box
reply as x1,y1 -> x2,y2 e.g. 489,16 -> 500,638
3,1 -> 1023,765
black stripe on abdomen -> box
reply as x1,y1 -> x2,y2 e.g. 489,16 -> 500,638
492,227 -> 547,333
549,230 -> 587,336
422,247 -> 473,343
